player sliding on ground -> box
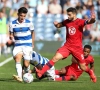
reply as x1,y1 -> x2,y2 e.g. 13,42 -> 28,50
26,51 -> 55,81
35,7 -> 96,82
55,45 -> 97,83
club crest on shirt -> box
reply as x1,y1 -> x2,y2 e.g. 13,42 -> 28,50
68,26 -> 76,35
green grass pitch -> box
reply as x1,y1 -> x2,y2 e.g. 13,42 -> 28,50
0,53 -> 100,90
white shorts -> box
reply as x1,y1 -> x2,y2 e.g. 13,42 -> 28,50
46,66 -> 55,80
13,46 -> 32,60
0,34 -> 7,44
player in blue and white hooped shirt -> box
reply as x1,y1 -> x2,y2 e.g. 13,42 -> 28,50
9,7 -> 35,82
30,51 -> 55,81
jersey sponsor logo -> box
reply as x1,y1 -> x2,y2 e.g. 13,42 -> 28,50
68,26 -> 76,35
81,54 -> 84,60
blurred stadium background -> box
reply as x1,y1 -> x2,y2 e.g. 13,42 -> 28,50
0,1 -> 100,90
0,0 -> 100,56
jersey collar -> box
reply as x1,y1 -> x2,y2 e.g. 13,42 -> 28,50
16,19 -> 25,24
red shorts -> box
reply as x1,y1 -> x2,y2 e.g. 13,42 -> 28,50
65,66 -> 83,79
56,45 -> 85,63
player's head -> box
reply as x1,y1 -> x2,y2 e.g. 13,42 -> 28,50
17,7 -> 28,23
83,45 -> 92,58
67,7 -> 77,21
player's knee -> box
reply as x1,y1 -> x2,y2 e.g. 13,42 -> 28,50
24,61 -> 30,68
70,75 -> 77,81
52,56 -> 60,62
59,68 -> 66,74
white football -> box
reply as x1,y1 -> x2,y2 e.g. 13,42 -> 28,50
23,73 -> 34,83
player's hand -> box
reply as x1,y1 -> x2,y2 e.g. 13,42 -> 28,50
90,12 -> 95,19
32,44 -> 34,49
53,21 -> 58,26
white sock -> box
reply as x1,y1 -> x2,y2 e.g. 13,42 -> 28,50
3,45 -> 7,54
16,62 -> 22,78
24,65 -> 30,73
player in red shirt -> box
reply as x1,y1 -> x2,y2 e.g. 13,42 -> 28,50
55,45 -> 97,83
35,7 -> 96,82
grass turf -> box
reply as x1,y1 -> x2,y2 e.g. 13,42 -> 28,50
0,53 -> 100,90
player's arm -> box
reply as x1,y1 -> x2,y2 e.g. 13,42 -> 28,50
85,12 -> 96,24
71,57 -> 78,64
30,64 -> 43,73
30,22 -> 35,48
9,22 -> 14,40
53,21 -> 64,28
90,62 -> 94,72
31,31 -> 35,48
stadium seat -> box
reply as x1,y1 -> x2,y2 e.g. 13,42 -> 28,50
44,33 -> 54,41
44,28 -> 54,33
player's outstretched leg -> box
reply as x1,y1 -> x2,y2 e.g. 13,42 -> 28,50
35,60 -> 55,78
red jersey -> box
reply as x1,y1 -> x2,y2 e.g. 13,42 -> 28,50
63,18 -> 86,47
67,55 -> 94,78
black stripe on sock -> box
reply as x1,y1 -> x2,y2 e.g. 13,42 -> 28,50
62,76 -> 65,81
47,62 -> 52,68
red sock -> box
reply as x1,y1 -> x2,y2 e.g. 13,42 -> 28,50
55,70 -> 60,75
65,76 -> 71,81
55,76 -> 71,81
41,60 -> 55,75
55,77 -> 62,81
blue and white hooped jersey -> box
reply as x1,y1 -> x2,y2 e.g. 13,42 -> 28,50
30,51 -> 49,67
9,19 -> 34,47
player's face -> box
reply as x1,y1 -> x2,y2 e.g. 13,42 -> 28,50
67,12 -> 76,21
83,48 -> 91,58
18,13 -> 27,23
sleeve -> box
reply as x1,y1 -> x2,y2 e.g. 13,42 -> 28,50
80,19 -> 87,27
29,22 -> 34,31
90,56 -> 94,63
62,19 -> 68,26
9,22 -> 13,33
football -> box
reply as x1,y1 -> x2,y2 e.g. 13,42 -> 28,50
23,73 -> 34,83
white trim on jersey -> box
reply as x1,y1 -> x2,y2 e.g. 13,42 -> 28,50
15,39 -> 32,44
14,31 -> 31,37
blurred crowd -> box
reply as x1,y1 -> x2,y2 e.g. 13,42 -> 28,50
0,0 -> 100,55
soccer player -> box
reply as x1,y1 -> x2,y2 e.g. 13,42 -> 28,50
9,7 -> 35,82
29,51 -> 55,81
55,45 -> 97,83
35,7 -> 96,80
0,10 -> 8,56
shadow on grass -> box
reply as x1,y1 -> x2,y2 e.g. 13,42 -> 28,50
0,78 -> 86,83
0,78 -> 15,82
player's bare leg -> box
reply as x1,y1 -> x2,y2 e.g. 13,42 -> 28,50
55,67 -> 66,75
23,60 -> 30,73
13,52 -> 23,82
35,53 -> 63,78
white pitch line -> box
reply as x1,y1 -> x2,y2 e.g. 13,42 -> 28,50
0,57 -> 13,67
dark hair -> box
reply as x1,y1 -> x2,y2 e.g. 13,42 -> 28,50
67,7 -> 77,14
84,45 -> 92,51
18,7 -> 28,14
